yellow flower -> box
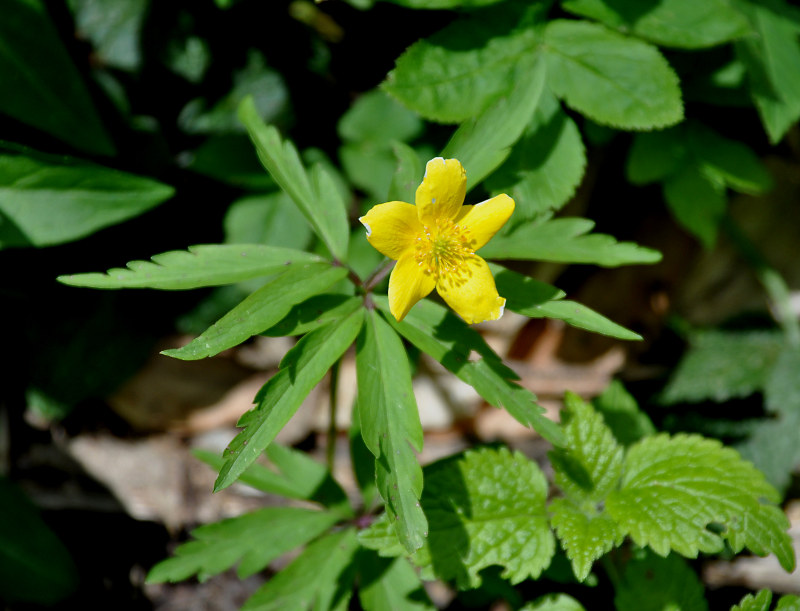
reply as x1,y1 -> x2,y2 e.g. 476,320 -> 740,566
359,157 -> 514,324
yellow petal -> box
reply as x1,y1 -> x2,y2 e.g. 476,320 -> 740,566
388,252 -> 436,321
359,201 -> 422,260
455,194 -> 515,252
435,255 -> 505,324
415,157 -> 467,226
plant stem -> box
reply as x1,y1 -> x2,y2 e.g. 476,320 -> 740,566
722,215 -> 800,346
363,259 -> 395,292
326,359 -> 341,471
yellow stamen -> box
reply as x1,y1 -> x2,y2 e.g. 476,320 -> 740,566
413,218 -> 477,285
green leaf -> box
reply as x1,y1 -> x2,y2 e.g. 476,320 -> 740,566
736,410 -> 800,495
382,3 -> 544,122
592,380 -> 655,446
736,1 -> 800,143
377,297 -> 566,447
357,554 -> 434,611
238,97 -> 350,261
0,0 -> 114,155
188,134 -> 276,190
563,0 -> 751,49
732,590 -> 772,611
441,54 -> 546,191
667,162 -> 728,247
659,329 -> 784,404
484,88 -> 586,220
726,502 -> 795,573
387,142 -> 423,204
521,594 -> 586,611
356,310 -> 427,553
263,294 -> 363,338
68,0 -> 148,71
0,153 -> 172,249
146,507 -> 340,583
162,263 -> 348,360
614,551 -> 708,611
361,447 -> 556,588
193,444 -> 351,516
381,0 -> 506,8
0,477 -> 77,605
480,217 -> 662,267
626,128 -> 687,185
350,401 -> 378,509
606,433 -> 791,561
339,90 -> 422,146
59,244 -> 322,290
777,595 -> 800,611
224,192 -> 313,250
491,263 -> 566,306
241,529 -> 358,611
524,300 -> 642,341
214,311 -> 363,491
543,20 -> 683,130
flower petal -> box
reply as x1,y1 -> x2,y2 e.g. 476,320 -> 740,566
435,255 -> 505,324
455,194 -> 515,252
388,252 -> 436,321
415,157 -> 467,226
359,201 -> 422,260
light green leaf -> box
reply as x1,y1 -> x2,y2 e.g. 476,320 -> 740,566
491,263 -> 566,306
521,594 -> 586,611
606,433 -> 789,561
549,498 -> 623,582
162,263 -> 348,360
238,96 -> 350,261
732,590 -> 772,611
193,444 -> 351,516
736,410 -> 800,495
441,54 -> 546,191
592,380 -> 655,446
224,192 -> 313,250
357,554 -> 434,611
614,551 -> 708,611
378,297 -> 566,447
485,88 -> 586,220
382,3 -> 544,122
0,0 -> 114,155
387,142 -> 423,204
544,20 -> 683,130
563,0 -> 751,49
242,529 -> 358,611
339,90 -> 422,146
776,595 -> 800,611
380,0 -> 505,8
664,162 -> 726,247
263,294 -> 363,338
736,1 -> 800,143
480,217 -> 662,267
0,154 -> 172,249
356,310 -> 427,553
659,329 -> 784,404
362,447 -> 555,588
214,310 -> 363,491
59,244 -> 321,290
146,507 -> 340,583
68,0 -> 148,71
524,300 -> 642,341
727,502 -> 795,573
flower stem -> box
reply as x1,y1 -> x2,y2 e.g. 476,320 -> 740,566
326,359 -> 341,471
364,259 -> 395,293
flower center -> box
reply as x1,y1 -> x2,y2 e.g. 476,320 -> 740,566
414,218 -> 475,282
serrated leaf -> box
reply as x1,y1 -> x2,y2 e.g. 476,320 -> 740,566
485,88 -> 586,220
0,153 -> 172,249
362,447 -> 556,589
357,553 -> 434,611
163,263 -> 347,360
0,0 -> 114,155
726,502 -> 795,573
356,310 -> 427,553
146,507 -> 340,583
480,217 -> 662,267
736,1 -> 800,143
387,142 -> 424,204
606,433 -> 789,561
614,551 -> 708,611
521,594 -> 586,611
377,296 -> 566,447
214,310 -> 363,492
659,329 -> 784,404
732,590 -> 772,611
263,294 -> 363,337
543,20 -> 683,130
238,96 -> 350,261
776,595 -> 800,610
382,3 -> 544,122
592,380 -> 655,446
241,529 -> 358,611
563,0 -> 751,49
764,344 -> 800,417
736,410 -> 800,495
440,54 -> 546,191
549,498 -> 623,582
59,244 -> 321,290
193,444 -> 351,516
